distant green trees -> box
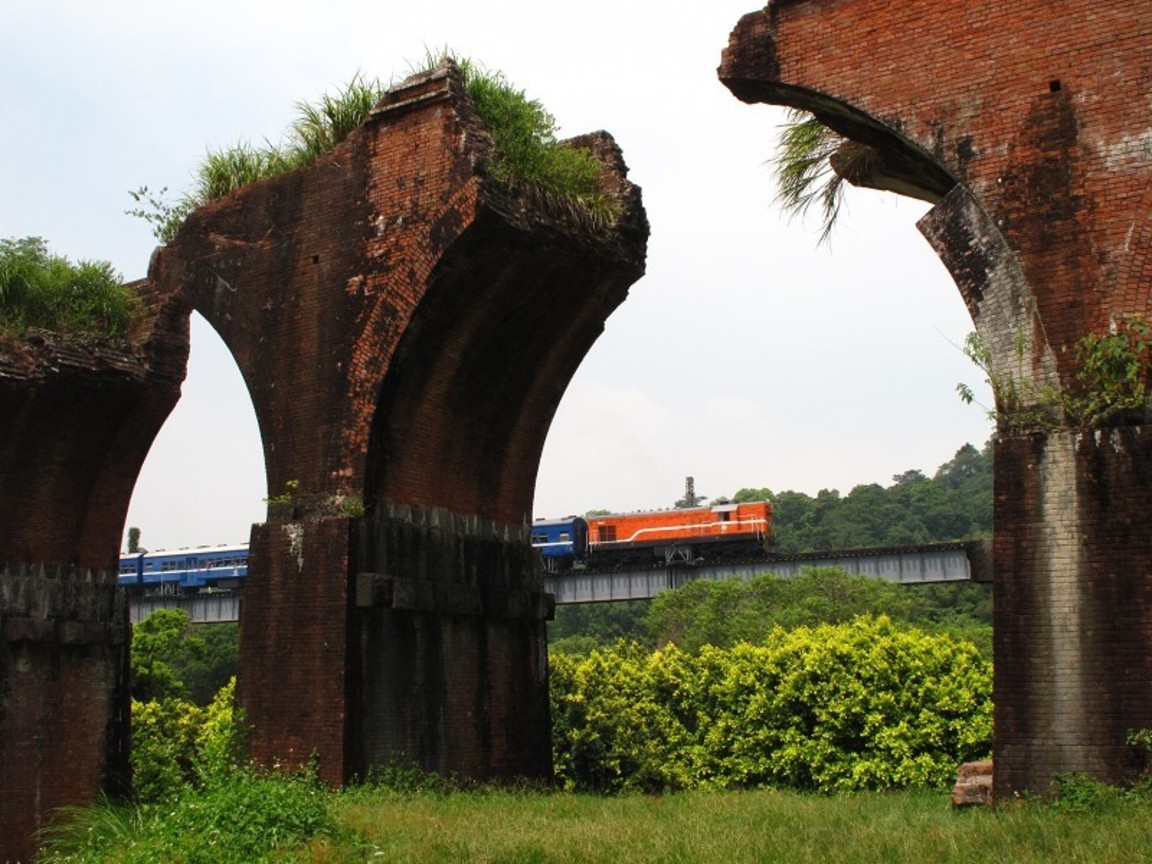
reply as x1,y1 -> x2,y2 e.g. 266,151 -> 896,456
645,567 -> 991,658
130,608 -> 238,705
735,441 -> 993,553
549,600 -> 651,655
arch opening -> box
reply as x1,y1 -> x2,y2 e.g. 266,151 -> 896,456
123,312 -> 266,553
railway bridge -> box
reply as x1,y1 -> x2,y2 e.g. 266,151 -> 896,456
126,541 -> 986,624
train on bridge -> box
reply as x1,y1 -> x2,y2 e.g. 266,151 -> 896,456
118,502 -> 774,593
118,544 -> 249,594
530,501 -> 773,572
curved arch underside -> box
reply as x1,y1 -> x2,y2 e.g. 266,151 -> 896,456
720,1 -> 1152,799
145,62 -> 648,784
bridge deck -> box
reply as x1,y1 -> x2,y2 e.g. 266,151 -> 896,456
127,542 -> 988,621
544,541 -> 984,604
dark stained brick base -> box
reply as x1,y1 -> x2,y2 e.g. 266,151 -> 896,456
994,428 -> 1152,795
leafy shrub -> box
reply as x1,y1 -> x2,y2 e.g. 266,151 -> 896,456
550,642 -> 702,793
39,767 -> 332,864
551,616 -> 992,794
960,318 -> 1152,430
158,768 -> 332,863
131,696 -> 205,802
131,678 -> 243,802
0,236 -> 140,336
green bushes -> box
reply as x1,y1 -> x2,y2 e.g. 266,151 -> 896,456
43,677 -> 332,864
0,236 -> 140,336
551,616 -> 992,794
645,567 -> 993,659
130,677 -> 243,802
39,769 -> 332,864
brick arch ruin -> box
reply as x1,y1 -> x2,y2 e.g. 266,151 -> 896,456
0,61 -> 647,861
721,2 -> 1152,797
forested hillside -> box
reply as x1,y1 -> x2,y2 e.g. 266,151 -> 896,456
549,440 -> 994,652
727,440 -> 993,552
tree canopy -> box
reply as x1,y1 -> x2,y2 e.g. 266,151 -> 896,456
130,609 -> 238,705
734,440 -> 993,553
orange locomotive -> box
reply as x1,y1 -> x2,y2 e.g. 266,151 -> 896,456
585,501 -> 773,566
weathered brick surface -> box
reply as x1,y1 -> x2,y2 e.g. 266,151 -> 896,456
995,429 -> 1152,794
354,501 -> 552,779
0,286 -> 186,861
238,518 -> 354,784
154,62 -> 647,785
0,564 -> 130,862
721,2 -> 1152,795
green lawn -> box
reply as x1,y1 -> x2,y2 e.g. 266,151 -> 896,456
298,787 -> 1152,864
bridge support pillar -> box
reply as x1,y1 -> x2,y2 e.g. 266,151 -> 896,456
353,501 -> 553,780
0,564 -> 130,863
237,502 -> 554,785
994,427 -> 1152,795
238,518 -> 355,785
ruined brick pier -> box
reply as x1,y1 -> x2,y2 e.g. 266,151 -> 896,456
0,61 -> 647,860
722,2 -> 1152,796
0,295 -> 187,861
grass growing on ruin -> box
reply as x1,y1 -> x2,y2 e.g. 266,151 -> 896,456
132,57 -> 617,243
39,781 -> 1152,864
0,236 -> 140,337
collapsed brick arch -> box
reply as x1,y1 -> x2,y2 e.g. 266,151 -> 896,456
0,282 -> 189,862
0,60 -> 647,859
721,2 -> 1152,797
150,61 -> 648,783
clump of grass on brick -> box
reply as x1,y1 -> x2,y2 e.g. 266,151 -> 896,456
0,236 -> 140,337
132,59 -> 618,242
453,56 -> 616,222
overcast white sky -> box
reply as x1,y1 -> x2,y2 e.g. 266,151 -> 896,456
2,1 -> 992,551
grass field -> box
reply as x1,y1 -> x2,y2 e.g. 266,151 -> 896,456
291,786 -> 1152,864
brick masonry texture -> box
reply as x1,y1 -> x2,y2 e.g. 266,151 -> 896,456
0,59 -> 645,858
721,2 -> 1152,795
0,284 -> 187,861
151,62 -> 648,785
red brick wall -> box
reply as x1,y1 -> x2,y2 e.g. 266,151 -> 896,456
721,2 -> 1152,794
995,429 -> 1152,793
0,566 -> 130,863
0,289 -> 185,861
238,519 -> 354,785
153,62 -> 646,785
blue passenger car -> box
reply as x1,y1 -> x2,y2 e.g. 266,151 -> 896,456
118,544 -> 249,594
530,517 -> 588,572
